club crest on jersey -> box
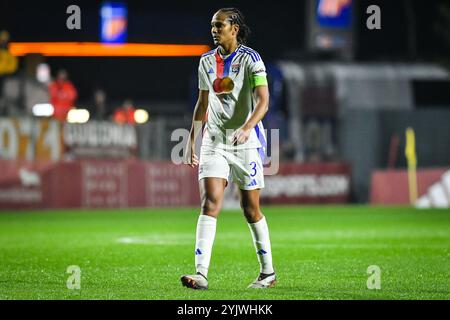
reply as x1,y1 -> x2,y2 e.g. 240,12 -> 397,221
231,64 -> 240,73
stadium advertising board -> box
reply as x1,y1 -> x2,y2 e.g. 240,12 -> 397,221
371,168 -> 450,206
0,118 -> 62,161
0,159 -> 351,209
0,160 -> 52,209
81,161 -> 129,207
0,118 -> 137,160
63,121 -> 137,158
262,163 -> 351,204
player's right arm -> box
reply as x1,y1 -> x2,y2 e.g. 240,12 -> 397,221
185,89 -> 209,167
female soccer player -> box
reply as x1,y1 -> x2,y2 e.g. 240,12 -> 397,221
181,8 -> 276,290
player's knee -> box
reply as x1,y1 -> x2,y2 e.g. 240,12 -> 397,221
240,201 -> 261,222
201,197 -> 221,216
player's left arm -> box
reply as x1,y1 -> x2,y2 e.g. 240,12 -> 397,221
232,54 -> 269,144
232,79 -> 269,144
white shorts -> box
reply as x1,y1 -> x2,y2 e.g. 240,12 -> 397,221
198,145 -> 265,190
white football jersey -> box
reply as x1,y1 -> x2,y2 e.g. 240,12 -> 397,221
198,44 -> 267,152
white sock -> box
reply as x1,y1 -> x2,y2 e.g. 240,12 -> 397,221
248,216 -> 275,274
195,215 -> 217,278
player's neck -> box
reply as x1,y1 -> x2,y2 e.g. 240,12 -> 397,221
219,41 -> 239,55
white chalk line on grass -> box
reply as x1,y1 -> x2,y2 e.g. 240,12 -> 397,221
116,234 -> 450,249
117,229 -> 450,241
117,234 -> 193,246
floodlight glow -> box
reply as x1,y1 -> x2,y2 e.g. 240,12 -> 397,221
134,109 -> 149,124
32,103 -> 54,117
67,109 -> 90,123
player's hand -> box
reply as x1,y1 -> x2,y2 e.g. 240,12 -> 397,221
231,126 -> 251,145
184,145 -> 199,168
188,153 -> 199,167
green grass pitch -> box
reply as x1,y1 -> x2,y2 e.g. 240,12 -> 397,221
0,206 -> 449,300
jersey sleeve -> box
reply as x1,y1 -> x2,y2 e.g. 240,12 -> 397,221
198,59 -> 209,91
248,57 -> 268,88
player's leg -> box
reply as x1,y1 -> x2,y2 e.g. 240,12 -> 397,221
196,177 -> 226,275
239,189 -> 276,288
239,188 -> 263,224
181,178 -> 226,289
200,177 -> 227,218
230,148 -> 276,288
181,146 -> 229,290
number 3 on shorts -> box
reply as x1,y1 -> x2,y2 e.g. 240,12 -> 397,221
250,161 -> 257,177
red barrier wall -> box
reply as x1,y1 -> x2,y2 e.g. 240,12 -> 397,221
370,168 -> 449,205
0,160 -> 199,209
0,160 -> 351,209
262,162 -> 351,204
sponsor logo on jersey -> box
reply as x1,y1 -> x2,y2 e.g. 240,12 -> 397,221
231,64 -> 240,73
208,67 -> 214,74
247,179 -> 258,187
252,69 -> 266,75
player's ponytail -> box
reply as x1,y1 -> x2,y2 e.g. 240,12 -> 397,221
218,8 -> 251,45
237,23 -> 251,45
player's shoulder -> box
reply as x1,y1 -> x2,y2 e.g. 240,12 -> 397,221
237,45 -> 263,63
200,48 -> 216,61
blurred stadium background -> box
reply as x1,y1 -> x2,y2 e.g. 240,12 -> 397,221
0,0 -> 449,300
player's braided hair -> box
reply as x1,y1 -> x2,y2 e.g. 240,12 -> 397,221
218,8 -> 251,45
